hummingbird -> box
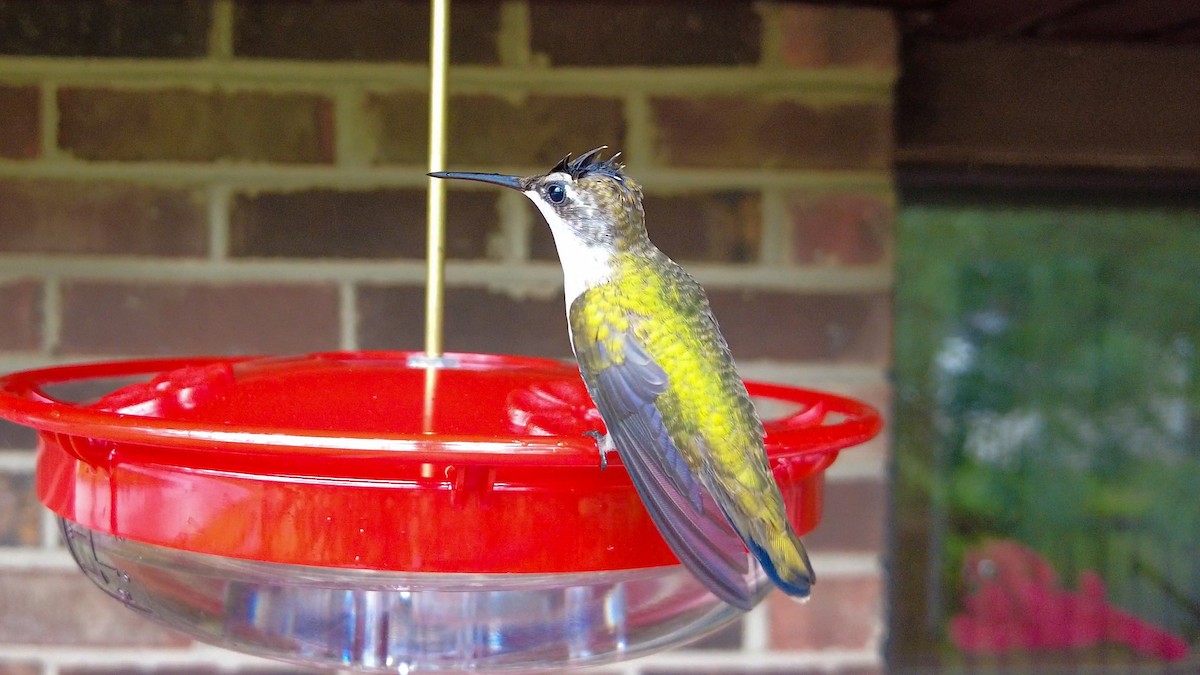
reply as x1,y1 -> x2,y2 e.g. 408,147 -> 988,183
430,147 -> 814,609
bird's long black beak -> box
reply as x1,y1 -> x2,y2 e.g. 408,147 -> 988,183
428,171 -> 525,191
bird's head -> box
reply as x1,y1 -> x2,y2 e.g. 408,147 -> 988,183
430,147 -> 648,254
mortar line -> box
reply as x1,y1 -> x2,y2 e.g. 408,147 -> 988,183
339,281 -> 359,351
756,1 -> 786,70
208,0 -> 234,60
0,548 -> 75,567
616,647 -> 881,671
0,354 -> 98,373
497,0 -> 533,68
743,601 -> 770,652
622,92 -> 653,169
0,451 -> 36,470
759,187 -> 791,266
40,276 -> 61,355
39,509 -> 60,549
808,552 -> 883,576
0,354 -> 886,388
0,160 -> 895,193
38,81 -> 58,159
0,646 -> 295,669
207,183 -> 232,261
333,85 -> 371,167
0,59 -> 896,99
497,188 -> 532,263
0,256 -> 893,293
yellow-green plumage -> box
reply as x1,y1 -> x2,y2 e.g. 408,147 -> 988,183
573,253 -> 757,479
569,248 -> 813,603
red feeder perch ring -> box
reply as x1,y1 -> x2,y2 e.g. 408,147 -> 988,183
0,351 -> 881,671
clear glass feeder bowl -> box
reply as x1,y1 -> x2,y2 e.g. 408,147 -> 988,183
0,351 -> 881,672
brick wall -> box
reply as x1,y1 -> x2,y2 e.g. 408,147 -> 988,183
0,1 -> 896,673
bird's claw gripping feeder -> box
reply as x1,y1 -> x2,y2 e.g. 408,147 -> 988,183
0,1 -> 882,671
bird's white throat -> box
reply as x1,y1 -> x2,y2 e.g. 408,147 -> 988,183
526,191 -> 613,310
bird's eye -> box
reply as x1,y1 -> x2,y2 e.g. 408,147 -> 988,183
546,183 -> 567,204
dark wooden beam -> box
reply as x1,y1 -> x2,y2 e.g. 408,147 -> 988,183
925,0 -> 1090,38
1045,0 -> 1200,39
1161,19 -> 1200,43
897,39 -> 1200,170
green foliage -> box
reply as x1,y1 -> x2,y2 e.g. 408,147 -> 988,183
895,203 -> 1200,644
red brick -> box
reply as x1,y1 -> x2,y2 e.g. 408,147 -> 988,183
768,573 -> 882,650
779,6 -> 897,70
0,181 -> 207,256
645,192 -> 762,264
0,569 -> 191,645
789,193 -> 893,265
0,472 -> 39,546
233,0 -> 499,64
652,98 -> 892,171
805,478 -> 887,553
0,279 -> 40,349
706,291 -> 891,363
530,3 -> 760,66
230,188 -> 499,260
0,0 -> 209,57
0,86 -> 38,159
530,191 -> 763,264
366,93 -> 626,167
59,282 -> 340,356
361,92 -> 426,165
0,663 -> 40,675
58,89 -> 334,164
357,285 -> 572,359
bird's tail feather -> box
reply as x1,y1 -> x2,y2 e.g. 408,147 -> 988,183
748,532 -> 814,601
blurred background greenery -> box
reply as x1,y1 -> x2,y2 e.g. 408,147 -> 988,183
891,191 -> 1200,666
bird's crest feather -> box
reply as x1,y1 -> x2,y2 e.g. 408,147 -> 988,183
552,146 -> 627,183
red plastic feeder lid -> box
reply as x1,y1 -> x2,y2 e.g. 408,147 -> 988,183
0,351 -> 881,574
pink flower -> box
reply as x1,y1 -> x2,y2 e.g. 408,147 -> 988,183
950,540 -> 1189,661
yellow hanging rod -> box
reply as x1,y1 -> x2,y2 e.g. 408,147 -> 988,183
424,0 -> 450,359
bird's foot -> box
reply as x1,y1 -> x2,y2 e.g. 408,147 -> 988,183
584,430 -> 614,470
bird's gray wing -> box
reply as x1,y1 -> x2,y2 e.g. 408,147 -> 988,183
574,322 -> 755,610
